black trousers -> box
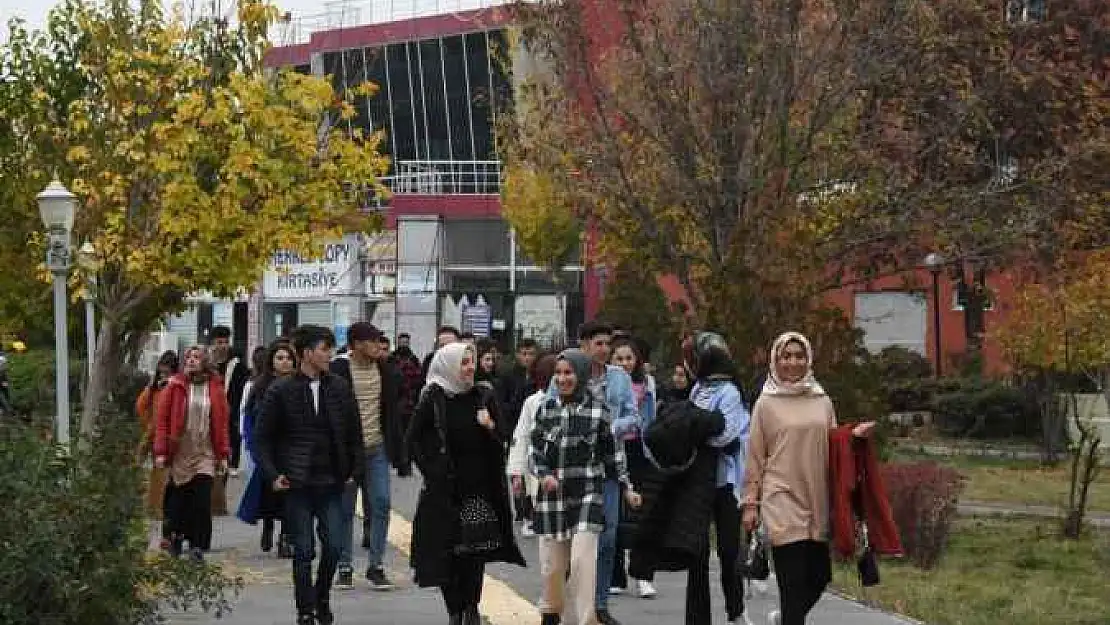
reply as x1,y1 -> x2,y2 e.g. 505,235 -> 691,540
440,556 -> 486,615
164,474 -> 214,551
685,487 -> 745,624
616,440 -> 652,588
228,423 -> 242,469
513,491 -> 534,523
772,540 -> 832,625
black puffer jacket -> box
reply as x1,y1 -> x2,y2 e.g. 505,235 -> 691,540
254,372 -> 364,488
629,400 -> 724,575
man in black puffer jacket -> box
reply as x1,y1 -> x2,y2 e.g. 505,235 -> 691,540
256,325 -> 363,625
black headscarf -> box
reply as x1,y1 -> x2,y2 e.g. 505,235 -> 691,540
692,332 -> 738,382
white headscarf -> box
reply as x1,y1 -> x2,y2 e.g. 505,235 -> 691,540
761,331 -> 826,397
424,342 -> 475,397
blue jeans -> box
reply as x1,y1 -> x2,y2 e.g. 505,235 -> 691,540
339,448 -> 392,569
595,478 -> 620,610
285,484 -> 345,616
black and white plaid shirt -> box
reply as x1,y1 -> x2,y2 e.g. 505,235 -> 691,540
530,395 -> 629,540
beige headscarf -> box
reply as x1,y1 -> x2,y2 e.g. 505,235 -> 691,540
424,342 -> 475,397
761,332 -> 826,397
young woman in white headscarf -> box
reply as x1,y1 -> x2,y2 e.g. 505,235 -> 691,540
407,342 -> 526,625
741,332 -> 875,625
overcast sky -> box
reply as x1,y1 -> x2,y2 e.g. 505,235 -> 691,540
2,0 -> 505,42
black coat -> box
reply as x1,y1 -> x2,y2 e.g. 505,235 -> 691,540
629,401 -> 724,575
406,384 -> 525,587
496,365 -> 534,436
329,356 -> 408,469
254,372 -> 364,488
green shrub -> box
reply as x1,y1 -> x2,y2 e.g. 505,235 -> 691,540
933,380 -> 1040,440
0,411 -> 240,625
4,349 -> 84,418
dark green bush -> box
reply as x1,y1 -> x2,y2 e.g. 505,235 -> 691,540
873,346 -> 934,381
933,380 -> 1041,440
0,411 -> 240,625
4,349 -> 84,417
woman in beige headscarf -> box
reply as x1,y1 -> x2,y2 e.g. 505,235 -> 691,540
741,332 -> 873,625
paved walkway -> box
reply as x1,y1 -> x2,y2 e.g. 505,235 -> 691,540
959,500 -> 1110,528
167,476 -> 919,625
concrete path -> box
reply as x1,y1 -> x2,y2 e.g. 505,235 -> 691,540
959,500 -> 1110,528
167,475 -> 920,625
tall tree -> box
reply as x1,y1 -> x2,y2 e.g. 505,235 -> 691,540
993,251 -> 1108,537
504,0 -> 1109,380
1,0 -> 389,434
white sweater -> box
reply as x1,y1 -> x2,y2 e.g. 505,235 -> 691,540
506,390 -> 546,479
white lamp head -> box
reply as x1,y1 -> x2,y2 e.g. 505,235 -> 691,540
37,180 -> 77,233
924,252 -> 945,271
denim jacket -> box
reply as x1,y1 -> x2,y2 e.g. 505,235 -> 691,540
548,364 -> 640,439
689,379 -> 750,492
637,374 -> 658,433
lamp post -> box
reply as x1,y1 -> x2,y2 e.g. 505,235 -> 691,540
38,180 -> 77,447
924,252 -> 945,378
78,240 -> 97,381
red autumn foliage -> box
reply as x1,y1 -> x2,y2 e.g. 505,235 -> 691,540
880,461 -> 965,569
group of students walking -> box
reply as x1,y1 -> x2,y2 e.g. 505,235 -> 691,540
139,318 -> 891,625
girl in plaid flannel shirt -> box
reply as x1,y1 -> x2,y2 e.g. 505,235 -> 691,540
531,349 -> 642,625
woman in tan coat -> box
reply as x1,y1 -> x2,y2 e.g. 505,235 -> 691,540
741,332 -> 874,625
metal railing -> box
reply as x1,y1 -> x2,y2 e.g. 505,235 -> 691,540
348,160 -> 501,212
276,0 -> 516,46
388,160 -> 502,195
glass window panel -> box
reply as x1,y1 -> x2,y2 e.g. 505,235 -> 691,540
443,219 -> 509,265
398,218 -> 441,264
387,42 -> 417,162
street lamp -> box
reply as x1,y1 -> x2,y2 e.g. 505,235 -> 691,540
38,180 -> 77,446
924,252 -> 945,378
78,240 -> 97,381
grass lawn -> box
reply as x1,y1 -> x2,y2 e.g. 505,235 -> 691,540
892,450 -> 1110,513
833,517 -> 1110,625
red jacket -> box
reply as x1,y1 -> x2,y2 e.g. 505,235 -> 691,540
828,425 -> 903,559
153,374 -> 231,461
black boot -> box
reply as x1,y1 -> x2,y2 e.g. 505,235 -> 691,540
462,606 -> 482,625
540,614 -> 562,625
448,613 -> 463,625
168,534 -> 184,558
261,518 -> 274,553
278,532 -> 294,559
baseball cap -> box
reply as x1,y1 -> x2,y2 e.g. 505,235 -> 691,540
349,322 -> 382,343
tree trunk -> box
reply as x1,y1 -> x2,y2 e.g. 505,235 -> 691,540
80,316 -> 123,437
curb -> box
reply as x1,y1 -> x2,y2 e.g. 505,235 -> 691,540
383,509 -> 540,625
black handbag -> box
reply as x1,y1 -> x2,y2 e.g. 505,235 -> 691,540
857,522 -> 881,586
737,530 -> 771,581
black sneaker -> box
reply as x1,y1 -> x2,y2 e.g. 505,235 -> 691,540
335,567 -> 355,590
365,566 -> 395,591
540,614 -> 562,625
295,614 -> 315,625
316,602 -> 335,625
596,610 -> 622,625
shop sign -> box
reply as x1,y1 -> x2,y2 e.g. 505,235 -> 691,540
263,235 -> 360,301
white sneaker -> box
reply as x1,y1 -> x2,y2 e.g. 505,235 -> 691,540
608,586 -> 626,595
635,579 -> 657,599
520,523 -> 536,538
767,610 -> 782,625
